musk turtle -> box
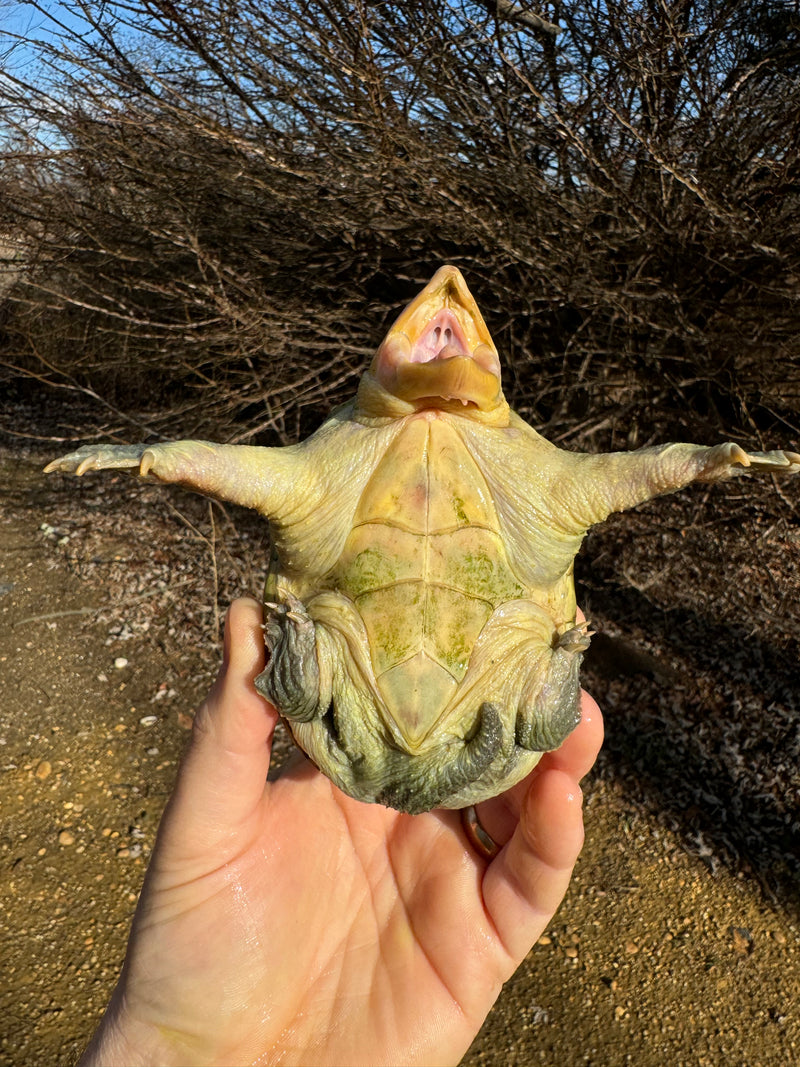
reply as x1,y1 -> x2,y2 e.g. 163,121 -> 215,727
46,266 -> 800,813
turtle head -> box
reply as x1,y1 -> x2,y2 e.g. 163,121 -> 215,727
360,266 -> 508,422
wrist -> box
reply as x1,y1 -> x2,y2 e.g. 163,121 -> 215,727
78,987 -> 192,1067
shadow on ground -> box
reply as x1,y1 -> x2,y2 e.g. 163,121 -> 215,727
578,507 -> 800,911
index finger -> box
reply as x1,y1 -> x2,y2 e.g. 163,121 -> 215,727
480,765 -> 586,964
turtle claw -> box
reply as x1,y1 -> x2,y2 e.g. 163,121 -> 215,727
741,449 -> 800,472
701,442 -> 800,480
44,444 -> 147,476
557,620 -> 593,653
256,596 -> 321,723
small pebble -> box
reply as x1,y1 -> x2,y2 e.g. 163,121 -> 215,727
58,831 -> 75,846
35,760 -> 52,780
114,658 -> 128,670
731,927 -> 754,955
139,715 -> 158,728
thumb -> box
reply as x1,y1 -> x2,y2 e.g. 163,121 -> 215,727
157,597 -> 278,864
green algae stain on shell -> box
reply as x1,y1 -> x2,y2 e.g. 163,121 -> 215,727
329,413 -> 526,745
343,545 -> 401,598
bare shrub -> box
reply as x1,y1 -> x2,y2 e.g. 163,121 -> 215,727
0,0 -> 798,449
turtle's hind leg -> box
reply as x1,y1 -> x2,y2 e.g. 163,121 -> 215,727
255,596 -> 325,722
515,621 -> 590,752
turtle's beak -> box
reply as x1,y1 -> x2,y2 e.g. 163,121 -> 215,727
370,266 -> 502,411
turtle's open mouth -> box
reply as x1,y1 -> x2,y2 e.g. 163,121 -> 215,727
371,265 -> 502,410
410,309 -> 470,363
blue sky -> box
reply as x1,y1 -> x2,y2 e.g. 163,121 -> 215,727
1,2 -> 93,80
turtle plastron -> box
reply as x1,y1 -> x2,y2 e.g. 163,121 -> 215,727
261,590 -> 589,813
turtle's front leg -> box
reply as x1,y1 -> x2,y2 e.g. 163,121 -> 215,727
560,441 -> 800,529
45,440 -> 300,517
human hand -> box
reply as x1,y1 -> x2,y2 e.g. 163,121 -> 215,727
80,598 -> 603,1067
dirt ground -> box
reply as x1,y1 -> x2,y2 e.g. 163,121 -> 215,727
1,437 -> 799,1067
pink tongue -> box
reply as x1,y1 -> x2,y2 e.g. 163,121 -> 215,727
434,342 -> 465,361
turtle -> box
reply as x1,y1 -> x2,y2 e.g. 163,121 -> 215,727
45,265 -> 800,814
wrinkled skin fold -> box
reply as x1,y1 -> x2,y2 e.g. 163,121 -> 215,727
46,266 -> 800,812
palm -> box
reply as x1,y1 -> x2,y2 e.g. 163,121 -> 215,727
83,600 -> 602,1067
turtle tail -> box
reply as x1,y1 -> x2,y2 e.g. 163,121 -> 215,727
375,702 -> 503,815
